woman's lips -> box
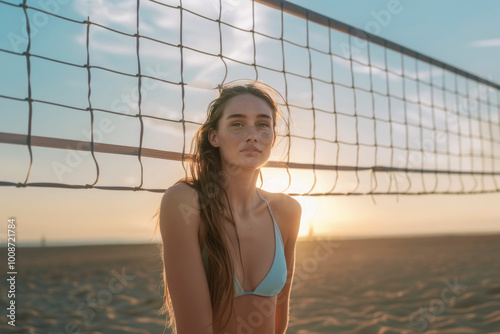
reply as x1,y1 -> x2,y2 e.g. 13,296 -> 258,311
241,146 -> 261,152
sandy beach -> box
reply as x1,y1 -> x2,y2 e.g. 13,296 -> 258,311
1,233 -> 500,333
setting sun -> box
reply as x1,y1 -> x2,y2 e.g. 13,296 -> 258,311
260,168 -> 320,238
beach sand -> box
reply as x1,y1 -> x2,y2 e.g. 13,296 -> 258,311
1,233 -> 500,333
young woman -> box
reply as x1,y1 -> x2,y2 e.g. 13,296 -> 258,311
154,81 -> 302,334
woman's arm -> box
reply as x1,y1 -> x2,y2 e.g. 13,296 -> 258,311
275,195 -> 302,334
160,183 -> 213,334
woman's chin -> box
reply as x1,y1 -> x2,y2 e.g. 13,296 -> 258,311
223,159 -> 267,171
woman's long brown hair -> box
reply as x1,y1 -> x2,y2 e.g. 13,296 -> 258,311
152,80 -> 290,333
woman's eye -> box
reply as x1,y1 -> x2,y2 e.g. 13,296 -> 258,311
232,122 -> 269,127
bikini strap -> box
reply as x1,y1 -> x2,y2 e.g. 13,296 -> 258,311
256,189 -> 277,224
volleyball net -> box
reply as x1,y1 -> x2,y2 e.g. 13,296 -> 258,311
0,0 -> 499,196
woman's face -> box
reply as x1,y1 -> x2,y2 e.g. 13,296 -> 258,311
209,93 -> 276,170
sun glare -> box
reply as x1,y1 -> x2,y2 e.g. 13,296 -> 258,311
260,168 -> 318,238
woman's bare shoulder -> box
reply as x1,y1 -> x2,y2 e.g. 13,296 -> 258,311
164,182 -> 198,203
259,189 -> 300,212
161,182 -> 201,227
165,181 -> 195,194
258,189 -> 301,237
280,193 -> 301,223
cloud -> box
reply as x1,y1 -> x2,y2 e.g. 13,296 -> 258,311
74,0 -> 136,26
469,39 -> 500,47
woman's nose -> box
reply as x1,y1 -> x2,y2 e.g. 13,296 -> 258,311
245,126 -> 259,141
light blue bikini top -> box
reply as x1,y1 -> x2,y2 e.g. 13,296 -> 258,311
201,190 -> 287,298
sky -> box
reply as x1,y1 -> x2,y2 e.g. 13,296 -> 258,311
287,0 -> 500,85
0,0 -> 499,246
